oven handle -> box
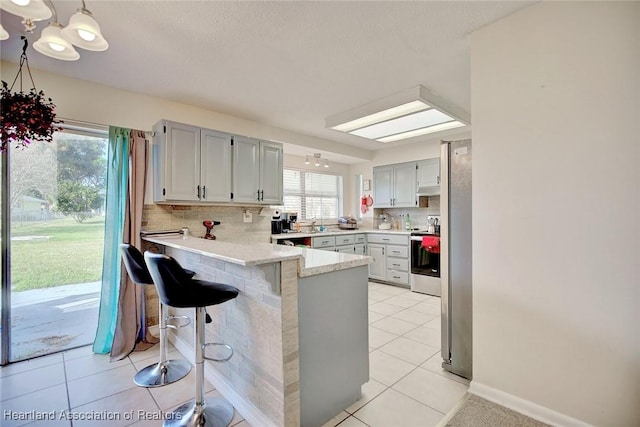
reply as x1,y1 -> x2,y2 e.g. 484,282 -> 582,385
410,236 -> 426,242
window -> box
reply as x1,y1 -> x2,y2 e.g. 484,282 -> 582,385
283,169 -> 343,221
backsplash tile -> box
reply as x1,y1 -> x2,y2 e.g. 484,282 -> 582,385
142,204 -> 272,243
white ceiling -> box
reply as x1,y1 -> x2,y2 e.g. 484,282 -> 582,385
0,0 -> 535,164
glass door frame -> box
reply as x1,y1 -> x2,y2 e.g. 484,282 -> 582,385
0,120 -> 109,365
1,146 -> 11,365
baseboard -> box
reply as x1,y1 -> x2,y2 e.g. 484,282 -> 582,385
468,381 -> 591,427
169,334 -> 279,427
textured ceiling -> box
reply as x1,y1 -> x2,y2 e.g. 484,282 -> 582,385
0,1 -> 534,163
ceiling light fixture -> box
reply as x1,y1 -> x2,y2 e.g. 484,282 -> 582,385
0,0 -> 108,60
0,23 -> 9,40
325,85 -> 470,143
306,153 -> 329,168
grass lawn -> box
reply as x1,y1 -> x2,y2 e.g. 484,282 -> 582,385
11,216 -> 105,292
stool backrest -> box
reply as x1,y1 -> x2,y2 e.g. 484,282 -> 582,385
144,252 -> 194,307
120,244 -> 153,286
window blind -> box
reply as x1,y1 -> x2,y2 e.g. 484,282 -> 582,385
283,169 -> 342,220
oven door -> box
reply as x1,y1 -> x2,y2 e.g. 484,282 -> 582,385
410,236 -> 440,277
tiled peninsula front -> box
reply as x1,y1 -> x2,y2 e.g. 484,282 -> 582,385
142,235 -> 371,427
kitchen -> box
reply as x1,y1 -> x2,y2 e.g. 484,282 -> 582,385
0,2 -> 637,427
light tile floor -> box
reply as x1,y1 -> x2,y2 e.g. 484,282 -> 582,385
0,282 -> 468,427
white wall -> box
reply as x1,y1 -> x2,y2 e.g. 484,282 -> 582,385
471,2 -> 640,426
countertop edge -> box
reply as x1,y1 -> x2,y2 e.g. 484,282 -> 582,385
298,255 -> 372,278
143,236 -> 303,267
271,229 -> 413,240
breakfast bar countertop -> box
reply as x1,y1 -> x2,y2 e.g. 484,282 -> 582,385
142,235 -> 371,277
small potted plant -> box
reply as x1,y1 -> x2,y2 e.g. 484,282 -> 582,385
0,37 -> 62,152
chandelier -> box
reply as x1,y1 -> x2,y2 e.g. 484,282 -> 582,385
0,0 -> 108,61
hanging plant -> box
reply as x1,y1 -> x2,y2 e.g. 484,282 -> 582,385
0,37 -> 62,152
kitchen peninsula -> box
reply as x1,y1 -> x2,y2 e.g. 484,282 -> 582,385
142,235 -> 371,427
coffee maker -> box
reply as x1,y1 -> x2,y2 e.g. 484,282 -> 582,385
280,212 -> 298,232
271,211 -> 283,234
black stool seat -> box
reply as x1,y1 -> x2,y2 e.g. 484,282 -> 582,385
119,244 -> 192,388
121,243 -> 153,285
144,251 -> 239,427
144,253 -> 238,308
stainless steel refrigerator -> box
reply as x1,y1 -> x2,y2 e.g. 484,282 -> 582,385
440,139 -> 472,380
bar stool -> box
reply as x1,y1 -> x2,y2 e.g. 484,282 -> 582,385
144,252 -> 239,427
120,244 -> 192,387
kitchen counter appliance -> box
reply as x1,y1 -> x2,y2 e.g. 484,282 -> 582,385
440,139 -> 472,380
410,215 -> 441,296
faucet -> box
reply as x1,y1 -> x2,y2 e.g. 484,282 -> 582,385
311,218 -> 317,233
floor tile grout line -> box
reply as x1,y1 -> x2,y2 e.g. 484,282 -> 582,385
61,352 -> 73,427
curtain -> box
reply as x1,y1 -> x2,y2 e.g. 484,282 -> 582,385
93,128 -> 152,359
93,127 -> 130,354
109,130 -> 154,360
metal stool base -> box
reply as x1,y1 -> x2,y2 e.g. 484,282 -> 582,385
134,359 -> 192,388
163,398 -> 234,427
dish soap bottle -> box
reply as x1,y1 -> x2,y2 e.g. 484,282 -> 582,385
405,213 -> 411,230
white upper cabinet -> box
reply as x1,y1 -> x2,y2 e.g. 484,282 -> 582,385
393,162 -> 418,207
200,129 -> 232,202
373,162 -> 417,208
259,141 -> 284,204
416,158 -> 440,194
373,166 -> 394,208
153,121 -> 232,203
232,136 -> 283,204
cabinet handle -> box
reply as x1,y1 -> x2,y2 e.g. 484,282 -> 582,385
392,251 -> 400,255
197,185 -> 201,199
392,263 -> 400,267
437,176 -> 440,184
382,248 -> 385,255
382,238 -> 390,241
260,189 -> 264,201
257,190 -> 261,201
202,186 -> 206,199
393,275 -> 401,279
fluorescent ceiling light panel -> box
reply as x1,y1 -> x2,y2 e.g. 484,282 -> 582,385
326,85 -> 470,143
331,100 -> 428,132
351,108 -> 455,140
377,120 -> 465,143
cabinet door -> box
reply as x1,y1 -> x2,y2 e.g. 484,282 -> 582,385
393,162 -> 417,207
164,122 -> 200,201
232,136 -> 261,203
200,129 -> 232,202
355,243 -> 366,255
336,245 -> 355,254
373,166 -> 393,207
259,141 -> 283,204
368,244 -> 386,281
417,158 -> 440,188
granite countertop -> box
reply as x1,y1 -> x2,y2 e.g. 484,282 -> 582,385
271,228 -> 412,240
142,235 -> 371,277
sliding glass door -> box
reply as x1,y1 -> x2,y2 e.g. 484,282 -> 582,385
1,125 -> 108,363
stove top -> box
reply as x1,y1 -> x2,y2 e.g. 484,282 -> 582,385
410,229 -> 439,236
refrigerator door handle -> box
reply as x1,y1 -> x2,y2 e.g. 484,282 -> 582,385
440,142 -> 452,365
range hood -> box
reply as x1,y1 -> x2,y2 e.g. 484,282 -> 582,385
416,185 -> 440,196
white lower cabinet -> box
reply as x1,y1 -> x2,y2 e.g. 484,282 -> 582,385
368,244 -> 386,281
367,233 -> 410,285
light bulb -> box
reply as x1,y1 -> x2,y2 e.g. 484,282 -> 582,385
77,29 -> 96,42
12,0 -> 31,6
305,156 -> 310,165
48,42 -> 65,52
